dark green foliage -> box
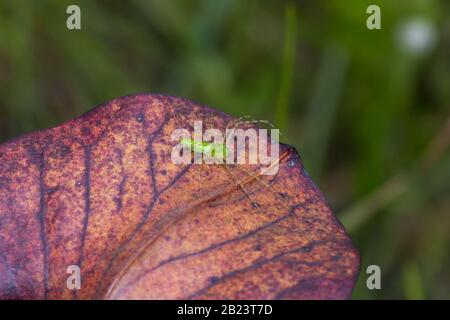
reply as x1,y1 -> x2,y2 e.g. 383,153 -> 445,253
0,0 -> 448,299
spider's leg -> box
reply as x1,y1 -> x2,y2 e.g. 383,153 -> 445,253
224,116 -> 282,192
222,164 -> 264,211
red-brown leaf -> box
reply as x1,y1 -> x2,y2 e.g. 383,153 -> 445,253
0,94 -> 359,299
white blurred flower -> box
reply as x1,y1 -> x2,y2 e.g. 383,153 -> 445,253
395,17 -> 438,57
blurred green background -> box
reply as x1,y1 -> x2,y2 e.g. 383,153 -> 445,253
0,0 -> 449,299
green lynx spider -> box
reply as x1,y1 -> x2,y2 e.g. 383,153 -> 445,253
179,137 -> 229,162
175,115 -> 288,210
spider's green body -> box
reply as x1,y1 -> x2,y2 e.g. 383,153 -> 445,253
180,137 -> 229,161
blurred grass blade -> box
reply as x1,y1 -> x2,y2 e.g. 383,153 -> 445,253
275,4 -> 297,132
403,262 -> 425,299
302,46 -> 349,179
340,118 -> 450,232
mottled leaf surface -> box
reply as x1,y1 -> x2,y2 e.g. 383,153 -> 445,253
0,94 -> 359,299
